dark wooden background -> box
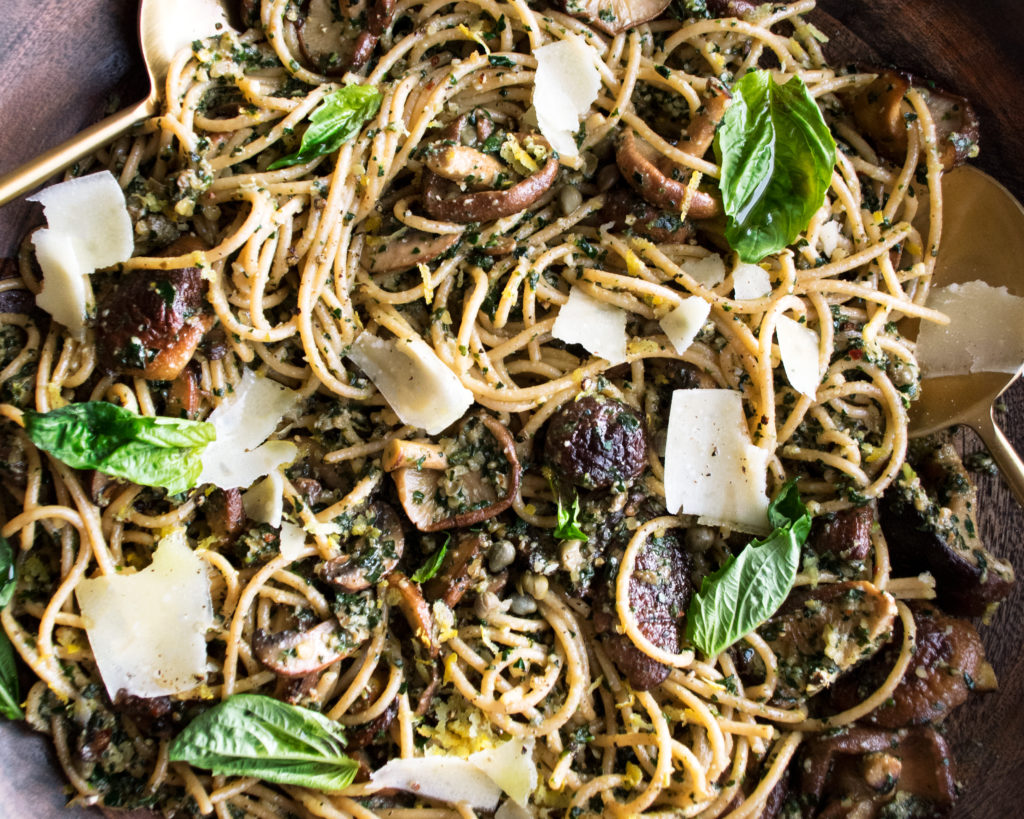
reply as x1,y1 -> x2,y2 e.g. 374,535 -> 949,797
0,0 -> 1022,816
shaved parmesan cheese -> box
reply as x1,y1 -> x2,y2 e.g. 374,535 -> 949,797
733,262 -> 771,300
552,285 -> 627,364
348,333 -> 473,435
917,280 -> 1024,376
775,315 -> 821,397
242,471 -> 284,527
76,529 -> 212,699
32,231 -> 89,338
496,800 -> 534,819
28,171 -> 133,339
469,738 -> 536,807
279,521 -> 308,562
686,253 -> 727,289
532,38 -> 601,159
660,297 -> 711,355
198,370 -> 301,489
818,220 -> 843,258
664,389 -> 770,534
371,757 -> 503,810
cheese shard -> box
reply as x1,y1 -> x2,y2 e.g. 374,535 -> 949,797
775,315 -> 822,397
348,333 -> 474,435
660,297 -> 711,355
686,253 -> 727,289
552,284 -> 628,364
76,529 -> 212,699
279,521 -> 309,562
532,38 -> 601,159
496,801 -> 534,819
242,470 -> 284,527
733,262 -> 771,300
370,757 -> 503,810
198,370 -> 301,489
916,280 -> 1024,377
28,171 -> 133,339
664,389 -> 770,534
468,738 -> 537,807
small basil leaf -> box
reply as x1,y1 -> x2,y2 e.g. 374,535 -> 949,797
0,630 -> 22,721
685,479 -> 811,656
0,536 -> 14,608
168,694 -> 358,791
268,85 -> 382,170
554,493 -> 588,542
23,402 -> 216,495
411,534 -> 450,583
714,70 -> 836,263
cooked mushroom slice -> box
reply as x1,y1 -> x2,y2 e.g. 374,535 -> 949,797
830,601 -> 997,728
425,145 -> 507,191
364,229 -> 460,275
755,580 -> 896,705
850,69 -> 979,171
799,726 -> 958,817
422,533 -> 486,608
423,153 -> 560,224
546,393 -> 648,489
616,130 -> 720,217
254,619 -> 359,676
807,504 -> 874,563
293,0 -> 396,74
706,0 -> 758,16
319,502 -> 406,592
95,236 -> 210,380
386,571 -> 439,656
592,532 -> 693,690
350,0 -> 397,70
385,415 -> 521,532
878,439 -> 1014,616
206,488 -> 246,545
678,78 -> 731,160
597,193 -> 695,243
165,364 -> 201,420
346,699 -> 398,749
88,471 -> 120,508
555,0 -> 670,36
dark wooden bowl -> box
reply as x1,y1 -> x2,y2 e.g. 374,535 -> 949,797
1,1 -> 1022,816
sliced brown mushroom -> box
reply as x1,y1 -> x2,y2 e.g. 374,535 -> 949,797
850,69 -> 979,171
597,193 -> 695,243
87,471 -> 120,508
706,0 -> 757,17
254,619 -> 358,676
386,571 -> 439,657
351,0 -> 397,70
94,235 -> 211,380
555,0 -> 671,36
364,229 -> 460,275
425,145 -> 507,191
206,488 -> 246,545
165,364 -> 201,419
681,78 -> 731,159
318,502 -> 406,592
385,414 -> 521,532
294,0 -> 396,74
422,533 -> 486,608
799,726 -> 958,817
878,439 -> 1014,616
807,504 -> 874,562
616,129 -> 720,217
756,580 -> 896,705
423,152 -> 560,224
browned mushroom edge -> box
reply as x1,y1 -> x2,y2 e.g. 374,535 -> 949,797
422,532 -> 486,608
253,619 -> 357,676
616,129 -> 720,218
203,487 -> 246,546
294,0 -> 398,75
318,502 -> 406,592
385,414 -> 522,532
364,229 -> 461,275
386,571 -> 440,656
555,0 -> 672,36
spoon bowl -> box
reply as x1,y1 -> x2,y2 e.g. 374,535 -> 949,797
0,0 -> 233,207
909,165 -> 1024,502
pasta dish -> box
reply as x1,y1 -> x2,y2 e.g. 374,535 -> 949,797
0,0 -> 1015,816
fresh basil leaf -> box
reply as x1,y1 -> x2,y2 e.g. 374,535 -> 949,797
268,85 -> 382,170
554,493 -> 589,542
714,70 -> 836,263
685,480 -> 811,656
168,694 -> 358,790
0,536 -> 14,608
23,402 -> 216,495
412,534 -> 450,583
0,630 -> 22,721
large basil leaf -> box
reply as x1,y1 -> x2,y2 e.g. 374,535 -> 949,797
714,70 -> 836,263
268,85 -> 382,170
0,537 -> 22,720
23,402 -> 216,495
685,480 -> 812,656
168,694 -> 358,790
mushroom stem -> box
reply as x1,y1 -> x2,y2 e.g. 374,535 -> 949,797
616,130 -> 719,217
386,572 -> 440,657
425,146 -> 506,190
382,439 -> 449,472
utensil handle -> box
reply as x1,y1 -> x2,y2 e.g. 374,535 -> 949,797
0,97 -> 156,207
974,409 -> 1024,508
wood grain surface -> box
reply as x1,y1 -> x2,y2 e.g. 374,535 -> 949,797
0,1 -> 1022,817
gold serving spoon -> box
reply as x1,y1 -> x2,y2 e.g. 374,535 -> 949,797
909,164 -> 1024,504
0,0 -> 233,207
